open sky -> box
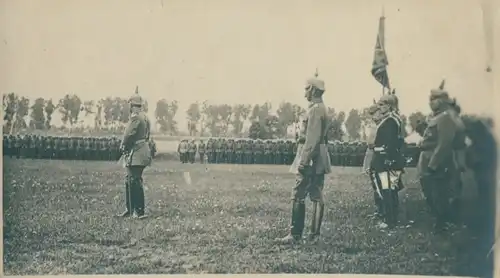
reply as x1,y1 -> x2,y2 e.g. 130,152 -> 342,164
1,0 -> 498,129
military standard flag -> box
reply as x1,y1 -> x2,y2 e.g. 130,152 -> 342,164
371,14 -> 391,90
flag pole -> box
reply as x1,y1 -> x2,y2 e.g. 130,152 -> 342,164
382,5 -> 386,96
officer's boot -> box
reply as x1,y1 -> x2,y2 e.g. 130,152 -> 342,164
276,200 -> 305,244
374,191 -> 383,218
119,176 -> 133,217
420,178 -> 437,215
135,176 -> 147,219
308,201 -> 325,243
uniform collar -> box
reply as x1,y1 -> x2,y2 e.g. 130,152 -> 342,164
308,97 -> 323,107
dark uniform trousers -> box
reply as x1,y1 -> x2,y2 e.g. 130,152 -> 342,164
418,151 -> 455,224
125,166 -> 146,215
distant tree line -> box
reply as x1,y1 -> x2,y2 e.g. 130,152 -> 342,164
3,92 -> 489,141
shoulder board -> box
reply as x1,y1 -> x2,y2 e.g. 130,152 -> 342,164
130,112 -> 139,118
309,103 -> 320,109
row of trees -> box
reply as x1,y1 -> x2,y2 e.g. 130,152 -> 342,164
3,92 -> 429,140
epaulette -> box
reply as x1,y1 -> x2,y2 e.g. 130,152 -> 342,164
309,103 -> 320,109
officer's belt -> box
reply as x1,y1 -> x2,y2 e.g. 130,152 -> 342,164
134,139 -> 148,144
419,144 -> 436,151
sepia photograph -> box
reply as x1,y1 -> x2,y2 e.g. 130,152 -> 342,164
1,0 -> 498,277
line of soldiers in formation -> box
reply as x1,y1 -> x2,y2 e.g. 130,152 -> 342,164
3,133 -> 421,168
2,134 -> 123,161
178,138 -> 420,167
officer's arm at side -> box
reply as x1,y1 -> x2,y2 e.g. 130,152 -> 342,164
122,114 -> 140,150
300,106 -> 322,166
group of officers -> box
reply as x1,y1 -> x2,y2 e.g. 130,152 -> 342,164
274,75 -> 496,246
177,137 -> 420,167
3,134 -> 122,161
5,77 -> 496,256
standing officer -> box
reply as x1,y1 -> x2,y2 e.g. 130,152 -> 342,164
367,94 -> 406,227
277,71 -> 331,244
448,98 -> 467,223
119,86 -> 152,219
418,80 -> 459,232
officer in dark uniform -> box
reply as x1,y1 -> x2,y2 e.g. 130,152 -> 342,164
418,81 -> 460,232
119,87 -> 152,219
367,94 -> 406,227
277,72 -> 331,244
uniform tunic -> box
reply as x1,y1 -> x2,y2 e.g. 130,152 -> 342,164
417,109 -> 458,220
290,99 -> 331,202
122,111 -> 152,167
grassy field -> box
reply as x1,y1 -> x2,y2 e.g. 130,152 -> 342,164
2,157 -> 490,275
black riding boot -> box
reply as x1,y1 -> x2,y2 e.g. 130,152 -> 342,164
276,200 -> 306,244
133,176 -> 146,218
119,176 -> 133,217
308,201 -> 325,242
374,191 -> 383,217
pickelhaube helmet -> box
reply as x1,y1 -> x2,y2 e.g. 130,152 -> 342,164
129,85 -> 143,106
377,89 -> 399,111
305,68 -> 326,91
430,79 -> 449,100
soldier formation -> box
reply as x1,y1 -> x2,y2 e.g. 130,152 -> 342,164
2,134 -> 122,161
177,138 -> 420,167
2,133 -> 420,166
3,79 -> 494,243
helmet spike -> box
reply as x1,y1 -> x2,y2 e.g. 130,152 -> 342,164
438,79 -> 445,90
